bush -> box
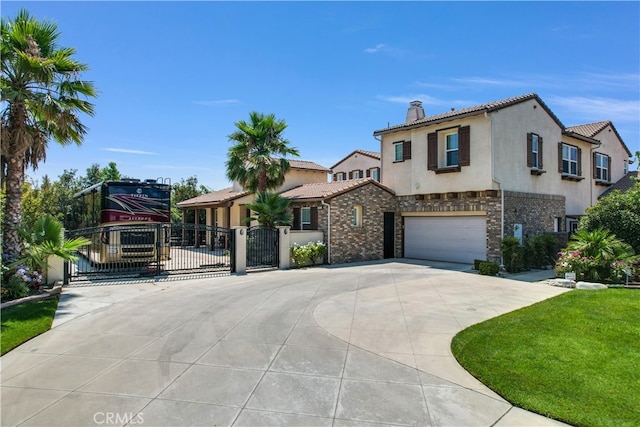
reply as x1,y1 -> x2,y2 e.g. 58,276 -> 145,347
1,275 -> 31,302
473,259 -> 485,270
501,237 -> 524,273
554,229 -> 638,282
525,234 -> 558,269
479,261 -> 500,276
291,241 -> 327,267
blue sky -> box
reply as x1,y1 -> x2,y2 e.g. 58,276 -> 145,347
4,1 -> 639,190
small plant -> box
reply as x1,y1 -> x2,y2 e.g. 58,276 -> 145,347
291,241 -> 326,267
473,259 -> 486,270
1,275 -> 31,301
479,261 -> 500,276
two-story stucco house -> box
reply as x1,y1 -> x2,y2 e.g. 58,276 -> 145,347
331,150 -> 381,182
373,93 -> 633,264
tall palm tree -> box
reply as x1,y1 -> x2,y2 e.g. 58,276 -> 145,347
226,112 -> 299,193
1,9 -> 96,261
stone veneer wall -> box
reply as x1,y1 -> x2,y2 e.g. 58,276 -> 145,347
503,191 -> 565,241
328,184 -> 400,264
397,192 -> 503,262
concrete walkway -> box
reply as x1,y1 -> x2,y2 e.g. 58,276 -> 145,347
1,261 -> 569,426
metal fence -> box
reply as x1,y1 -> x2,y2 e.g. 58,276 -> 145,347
246,226 -> 279,270
65,223 -> 232,284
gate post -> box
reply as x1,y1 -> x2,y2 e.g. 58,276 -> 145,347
232,226 -> 247,275
277,226 -> 291,270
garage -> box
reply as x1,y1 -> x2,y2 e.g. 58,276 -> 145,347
404,215 -> 487,264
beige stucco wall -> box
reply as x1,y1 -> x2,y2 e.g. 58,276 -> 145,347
381,115 -> 493,195
590,124 -> 632,203
332,153 -> 380,179
281,169 -> 328,190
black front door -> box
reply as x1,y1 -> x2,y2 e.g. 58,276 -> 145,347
383,212 -> 395,259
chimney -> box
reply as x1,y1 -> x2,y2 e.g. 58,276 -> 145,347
406,100 -> 425,123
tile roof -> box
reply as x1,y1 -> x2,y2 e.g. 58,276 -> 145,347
330,149 -> 381,170
373,93 -> 564,135
176,187 -> 249,208
598,171 -> 639,199
566,121 -> 632,156
280,178 -> 394,201
289,159 -> 331,173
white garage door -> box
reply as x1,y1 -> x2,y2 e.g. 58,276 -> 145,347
404,216 -> 487,264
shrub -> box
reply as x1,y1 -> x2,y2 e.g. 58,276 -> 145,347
1,275 -> 31,302
291,241 -> 326,267
525,234 -> 558,269
479,261 -> 500,276
554,229 -> 638,282
473,259 -> 486,270
501,237 -> 524,273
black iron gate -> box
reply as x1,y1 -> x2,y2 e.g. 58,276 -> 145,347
65,223 -> 232,284
246,226 -> 279,270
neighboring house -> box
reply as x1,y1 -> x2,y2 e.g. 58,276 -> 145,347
176,160 -> 331,238
280,178 -> 399,264
598,171 -> 638,199
373,93 -> 633,264
331,149 -> 381,182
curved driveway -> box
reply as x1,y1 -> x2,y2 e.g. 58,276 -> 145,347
1,261 -> 569,426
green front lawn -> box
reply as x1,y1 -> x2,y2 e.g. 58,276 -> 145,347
452,289 -> 640,427
1,298 -> 58,355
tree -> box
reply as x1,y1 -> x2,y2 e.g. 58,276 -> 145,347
579,182 -> 640,253
1,9 -> 96,261
246,192 -> 292,228
226,112 -> 300,193
101,162 -> 121,181
171,176 -> 210,222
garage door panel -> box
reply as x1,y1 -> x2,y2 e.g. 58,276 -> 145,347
404,216 -> 486,263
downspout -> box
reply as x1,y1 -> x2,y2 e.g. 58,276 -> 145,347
589,141 -> 602,208
485,111 -> 504,265
321,199 -> 331,264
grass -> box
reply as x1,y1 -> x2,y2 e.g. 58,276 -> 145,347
452,289 -> 640,427
1,297 -> 59,355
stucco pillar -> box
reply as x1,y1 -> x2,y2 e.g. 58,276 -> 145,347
278,226 -> 291,270
206,208 -> 214,248
232,226 -> 247,275
46,255 -> 65,285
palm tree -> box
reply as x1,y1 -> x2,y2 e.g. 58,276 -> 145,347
246,192 -> 292,228
1,9 -> 96,262
226,112 -> 299,193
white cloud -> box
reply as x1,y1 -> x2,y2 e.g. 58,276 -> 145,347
102,148 -> 156,155
451,77 -> 525,87
192,99 -> 240,106
548,96 -> 640,123
364,43 -> 387,54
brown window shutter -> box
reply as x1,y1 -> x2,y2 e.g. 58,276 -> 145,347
557,143 -> 563,173
349,171 -> 353,179
592,152 -> 598,179
577,147 -> 582,176
366,169 -> 370,178
403,141 -> 412,160
358,169 -> 364,178
539,136 -> 544,168
527,133 -> 533,167
311,207 -> 318,230
293,208 -> 301,230
607,155 -> 611,180
332,173 -> 336,181
428,132 -> 438,170
459,126 -> 470,166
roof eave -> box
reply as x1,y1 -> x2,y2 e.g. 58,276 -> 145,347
562,130 -> 600,145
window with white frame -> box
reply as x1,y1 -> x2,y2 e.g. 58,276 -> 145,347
562,144 -> 579,176
624,161 -> 628,175
595,153 -> 609,181
301,207 -> 311,230
445,133 -> 458,167
353,170 -> 361,179
394,142 -> 403,162
335,173 -> 345,181
352,205 -> 362,227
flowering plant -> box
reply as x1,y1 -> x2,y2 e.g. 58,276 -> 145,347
291,241 -> 326,267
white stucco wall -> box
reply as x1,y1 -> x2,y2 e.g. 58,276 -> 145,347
333,153 -> 380,180
381,115 -> 493,195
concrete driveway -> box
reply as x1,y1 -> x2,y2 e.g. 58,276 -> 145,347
1,260 -> 569,426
